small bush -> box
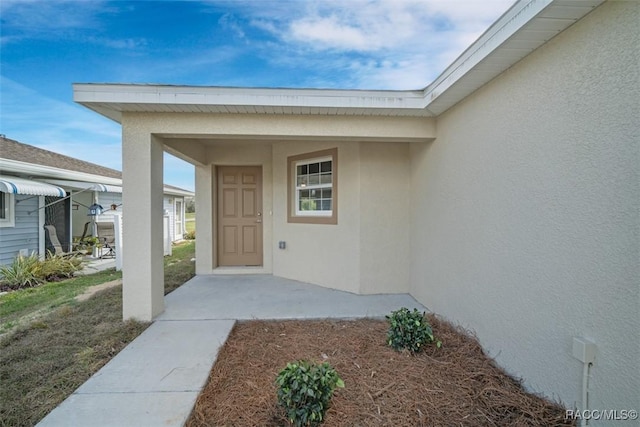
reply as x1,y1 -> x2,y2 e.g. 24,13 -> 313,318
276,360 -> 345,426
184,230 -> 196,240
73,236 -> 100,254
0,253 -> 43,289
0,253 -> 82,290
386,307 -> 441,353
40,253 -> 82,281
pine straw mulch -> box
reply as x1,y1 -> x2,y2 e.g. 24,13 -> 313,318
186,316 -> 573,426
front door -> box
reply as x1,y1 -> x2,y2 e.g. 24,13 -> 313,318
174,199 -> 183,238
217,166 -> 263,266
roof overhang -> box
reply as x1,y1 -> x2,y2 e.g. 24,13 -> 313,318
423,0 -> 605,114
163,187 -> 195,197
0,159 -> 193,196
42,179 -> 123,194
0,175 -> 66,197
0,158 -> 122,186
73,0 -> 604,121
73,85 -> 430,122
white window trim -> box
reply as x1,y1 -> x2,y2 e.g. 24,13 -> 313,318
0,192 -> 15,228
294,155 -> 333,217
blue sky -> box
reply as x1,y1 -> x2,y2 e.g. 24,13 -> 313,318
1,0 -> 514,191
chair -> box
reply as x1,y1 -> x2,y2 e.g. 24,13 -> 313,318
79,221 -> 91,241
95,221 -> 116,258
44,225 -> 79,257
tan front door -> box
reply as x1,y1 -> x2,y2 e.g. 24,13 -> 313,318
217,166 -> 263,266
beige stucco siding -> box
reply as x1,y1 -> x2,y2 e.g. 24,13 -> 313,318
135,110 -> 426,293
195,163 -> 214,274
271,140 -> 412,294
272,141 -> 361,293
121,124 -> 165,321
410,0 -> 639,412
359,142 -> 410,294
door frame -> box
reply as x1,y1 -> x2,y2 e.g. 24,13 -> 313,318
215,165 -> 264,267
174,198 -> 183,239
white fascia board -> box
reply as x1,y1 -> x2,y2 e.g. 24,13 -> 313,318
0,158 -> 122,186
73,84 -> 428,121
162,187 -> 194,197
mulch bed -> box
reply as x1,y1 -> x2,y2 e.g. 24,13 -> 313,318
186,316 -> 573,426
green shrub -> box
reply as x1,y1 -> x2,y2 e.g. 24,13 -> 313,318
0,253 -> 43,289
73,236 -> 100,254
0,253 -> 82,290
386,307 -> 441,353
276,360 -> 345,426
184,230 -> 196,240
40,253 -> 82,281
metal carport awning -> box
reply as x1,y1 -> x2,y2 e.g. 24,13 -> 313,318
0,175 -> 66,197
42,179 -> 122,193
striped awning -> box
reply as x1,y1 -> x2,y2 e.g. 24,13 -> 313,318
42,179 -> 122,193
0,175 -> 66,197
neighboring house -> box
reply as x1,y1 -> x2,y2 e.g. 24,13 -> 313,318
0,136 -> 193,265
73,0 -> 638,421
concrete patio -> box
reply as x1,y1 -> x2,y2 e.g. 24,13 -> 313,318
37,274 -> 426,427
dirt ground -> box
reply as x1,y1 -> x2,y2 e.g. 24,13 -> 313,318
186,316 -> 573,426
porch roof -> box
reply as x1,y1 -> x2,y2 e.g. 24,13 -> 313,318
73,0 -> 604,122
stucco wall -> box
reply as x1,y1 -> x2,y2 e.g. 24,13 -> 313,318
410,0 -> 639,413
270,141 -> 411,294
359,142 -> 410,294
272,141 -> 361,293
127,111 -> 429,292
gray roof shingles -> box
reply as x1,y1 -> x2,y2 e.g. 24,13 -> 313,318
1,136 -> 122,179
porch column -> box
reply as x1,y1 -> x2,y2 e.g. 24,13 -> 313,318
195,164 -> 214,273
122,130 -> 165,321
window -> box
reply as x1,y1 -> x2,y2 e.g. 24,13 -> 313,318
288,148 -> 338,224
0,191 -> 15,228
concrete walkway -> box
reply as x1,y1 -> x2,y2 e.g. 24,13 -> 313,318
76,257 -> 116,275
38,275 -> 426,427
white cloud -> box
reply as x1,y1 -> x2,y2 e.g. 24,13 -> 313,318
218,13 -> 247,40
289,15 -> 373,51
0,0 -> 107,35
265,0 -> 514,52
286,1 -> 426,52
0,0 -> 144,52
230,0 -> 515,88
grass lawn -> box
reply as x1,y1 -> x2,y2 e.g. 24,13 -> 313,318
0,241 -> 195,427
0,268 -> 121,336
185,211 -> 195,234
